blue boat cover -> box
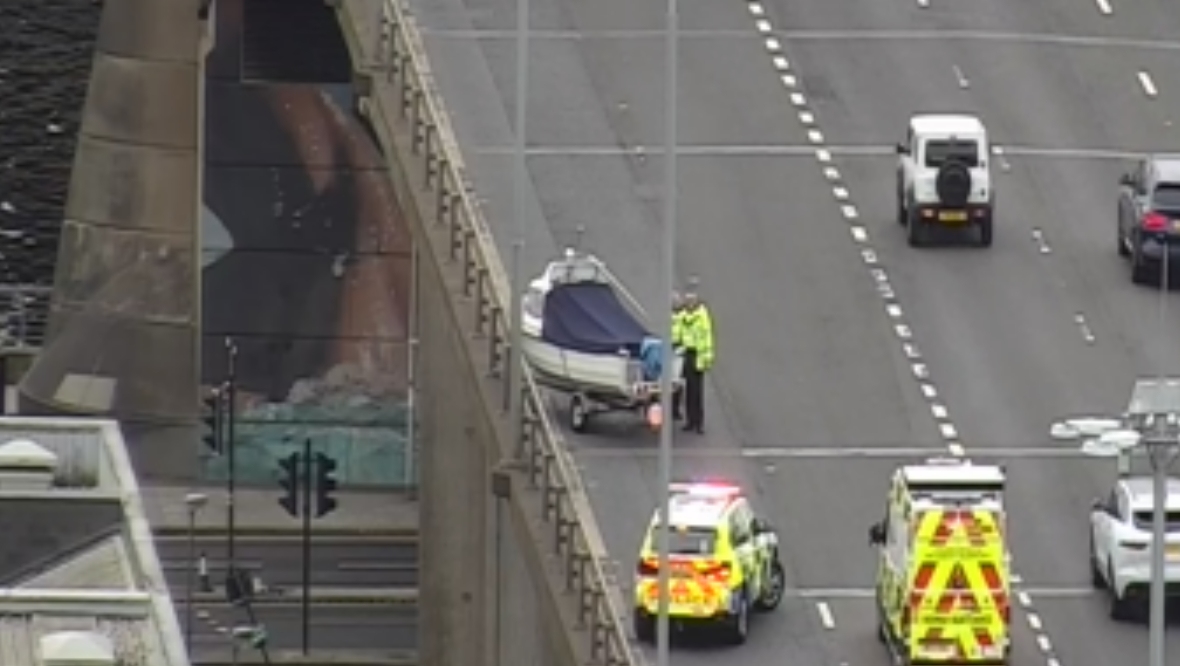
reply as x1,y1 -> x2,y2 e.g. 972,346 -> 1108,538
542,283 -> 651,355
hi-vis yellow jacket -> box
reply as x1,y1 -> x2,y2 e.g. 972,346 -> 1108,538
678,305 -> 714,371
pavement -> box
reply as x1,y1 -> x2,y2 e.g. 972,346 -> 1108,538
142,484 -> 418,535
406,0 -> 1180,664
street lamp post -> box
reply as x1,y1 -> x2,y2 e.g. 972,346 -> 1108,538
507,0 -> 530,458
1142,427 -> 1175,666
184,492 -> 209,654
655,0 -> 679,663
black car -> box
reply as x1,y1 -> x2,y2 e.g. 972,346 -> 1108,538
1118,155 -> 1180,285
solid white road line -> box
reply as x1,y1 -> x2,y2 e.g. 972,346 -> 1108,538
816,601 -> 836,629
1139,70 -> 1158,97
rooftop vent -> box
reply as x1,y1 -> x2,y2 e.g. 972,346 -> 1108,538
38,630 -> 115,666
0,438 -> 57,490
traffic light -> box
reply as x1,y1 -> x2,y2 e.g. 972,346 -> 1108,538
277,453 -> 300,517
201,388 -> 223,454
313,452 -> 338,518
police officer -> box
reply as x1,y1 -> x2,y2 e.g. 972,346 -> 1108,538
670,292 -> 686,421
678,291 -> 714,433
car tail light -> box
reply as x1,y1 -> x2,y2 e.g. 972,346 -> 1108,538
1119,540 -> 1148,551
699,561 -> 731,584
637,559 -> 659,576
1142,212 -> 1170,232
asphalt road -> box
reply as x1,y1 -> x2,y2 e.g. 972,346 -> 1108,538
185,602 -> 416,654
407,0 -> 1180,665
157,536 -> 417,592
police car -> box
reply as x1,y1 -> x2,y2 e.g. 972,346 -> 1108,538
633,481 -> 785,645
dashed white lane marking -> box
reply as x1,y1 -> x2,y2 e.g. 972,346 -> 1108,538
816,601 -> 836,629
1074,313 -> 1096,344
755,19 -> 772,33
952,65 -> 970,89
747,2 -> 765,16
1095,0 -> 1112,15
1139,70 -> 1158,97
1031,227 -> 1051,254
738,6 -> 1068,666
916,0 -> 929,7
781,74 -> 798,87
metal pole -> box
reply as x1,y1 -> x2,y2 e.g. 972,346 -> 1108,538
655,0 -> 679,662
301,439 -> 312,655
1148,439 -> 1166,666
404,243 -> 419,490
186,507 -> 196,654
508,0 -> 529,458
225,338 -> 238,571
493,499 -> 503,666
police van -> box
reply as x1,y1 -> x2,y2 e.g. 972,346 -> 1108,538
868,458 -> 1011,665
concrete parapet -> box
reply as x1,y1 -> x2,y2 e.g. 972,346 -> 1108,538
333,2 -> 639,666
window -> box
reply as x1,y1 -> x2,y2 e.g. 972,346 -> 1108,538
730,509 -> 751,546
1131,511 -> 1180,532
665,527 -> 718,555
1151,183 -> 1180,213
923,139 -> 980,168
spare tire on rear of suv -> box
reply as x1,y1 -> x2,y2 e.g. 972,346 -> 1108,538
935,160 -> 972,208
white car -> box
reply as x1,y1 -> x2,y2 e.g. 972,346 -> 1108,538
1088,476 -> 1180,620
896,114 -> 994,248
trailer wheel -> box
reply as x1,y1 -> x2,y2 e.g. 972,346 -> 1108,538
569,395 -> 589,432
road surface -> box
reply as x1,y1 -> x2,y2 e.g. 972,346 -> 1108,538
157,535 -> 417,592
407,0 -> 1180,664
185,602 -> 416,654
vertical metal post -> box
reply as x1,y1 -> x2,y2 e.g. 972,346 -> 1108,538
186,507 -> 196,654
493,498 -> 504,666
508,0 -> 530,458
301,438 -> 313,655
225,338 -> 238,570
656,0 -> 679,662
404,243 -> 419,489
1148,440 -> 1166,666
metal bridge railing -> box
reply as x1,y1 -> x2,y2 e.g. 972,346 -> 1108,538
356,1 -> 640,664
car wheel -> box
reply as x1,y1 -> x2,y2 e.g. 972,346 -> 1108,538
755,559 -> 785,612
897,190 -> 907,226
1089,533 -> 1106,589
1107,564 -> 1131,621
1117,225 -> 1130,257
978,216 -> 993,248
726,591 -> 750,645
570,395 -> 589,432
634,610 -> 655,643
907,210 -> 925,248
1130,250 -> 1153,286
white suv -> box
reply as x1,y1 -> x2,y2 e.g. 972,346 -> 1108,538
1089,476 -> 1180,620
896,114 -> 994,248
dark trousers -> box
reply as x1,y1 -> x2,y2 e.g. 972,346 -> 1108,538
682,349 -> 704,429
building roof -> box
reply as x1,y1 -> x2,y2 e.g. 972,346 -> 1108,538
0,418 -> 187,666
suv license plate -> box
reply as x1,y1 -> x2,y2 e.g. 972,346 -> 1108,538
939,211 -> 968,222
